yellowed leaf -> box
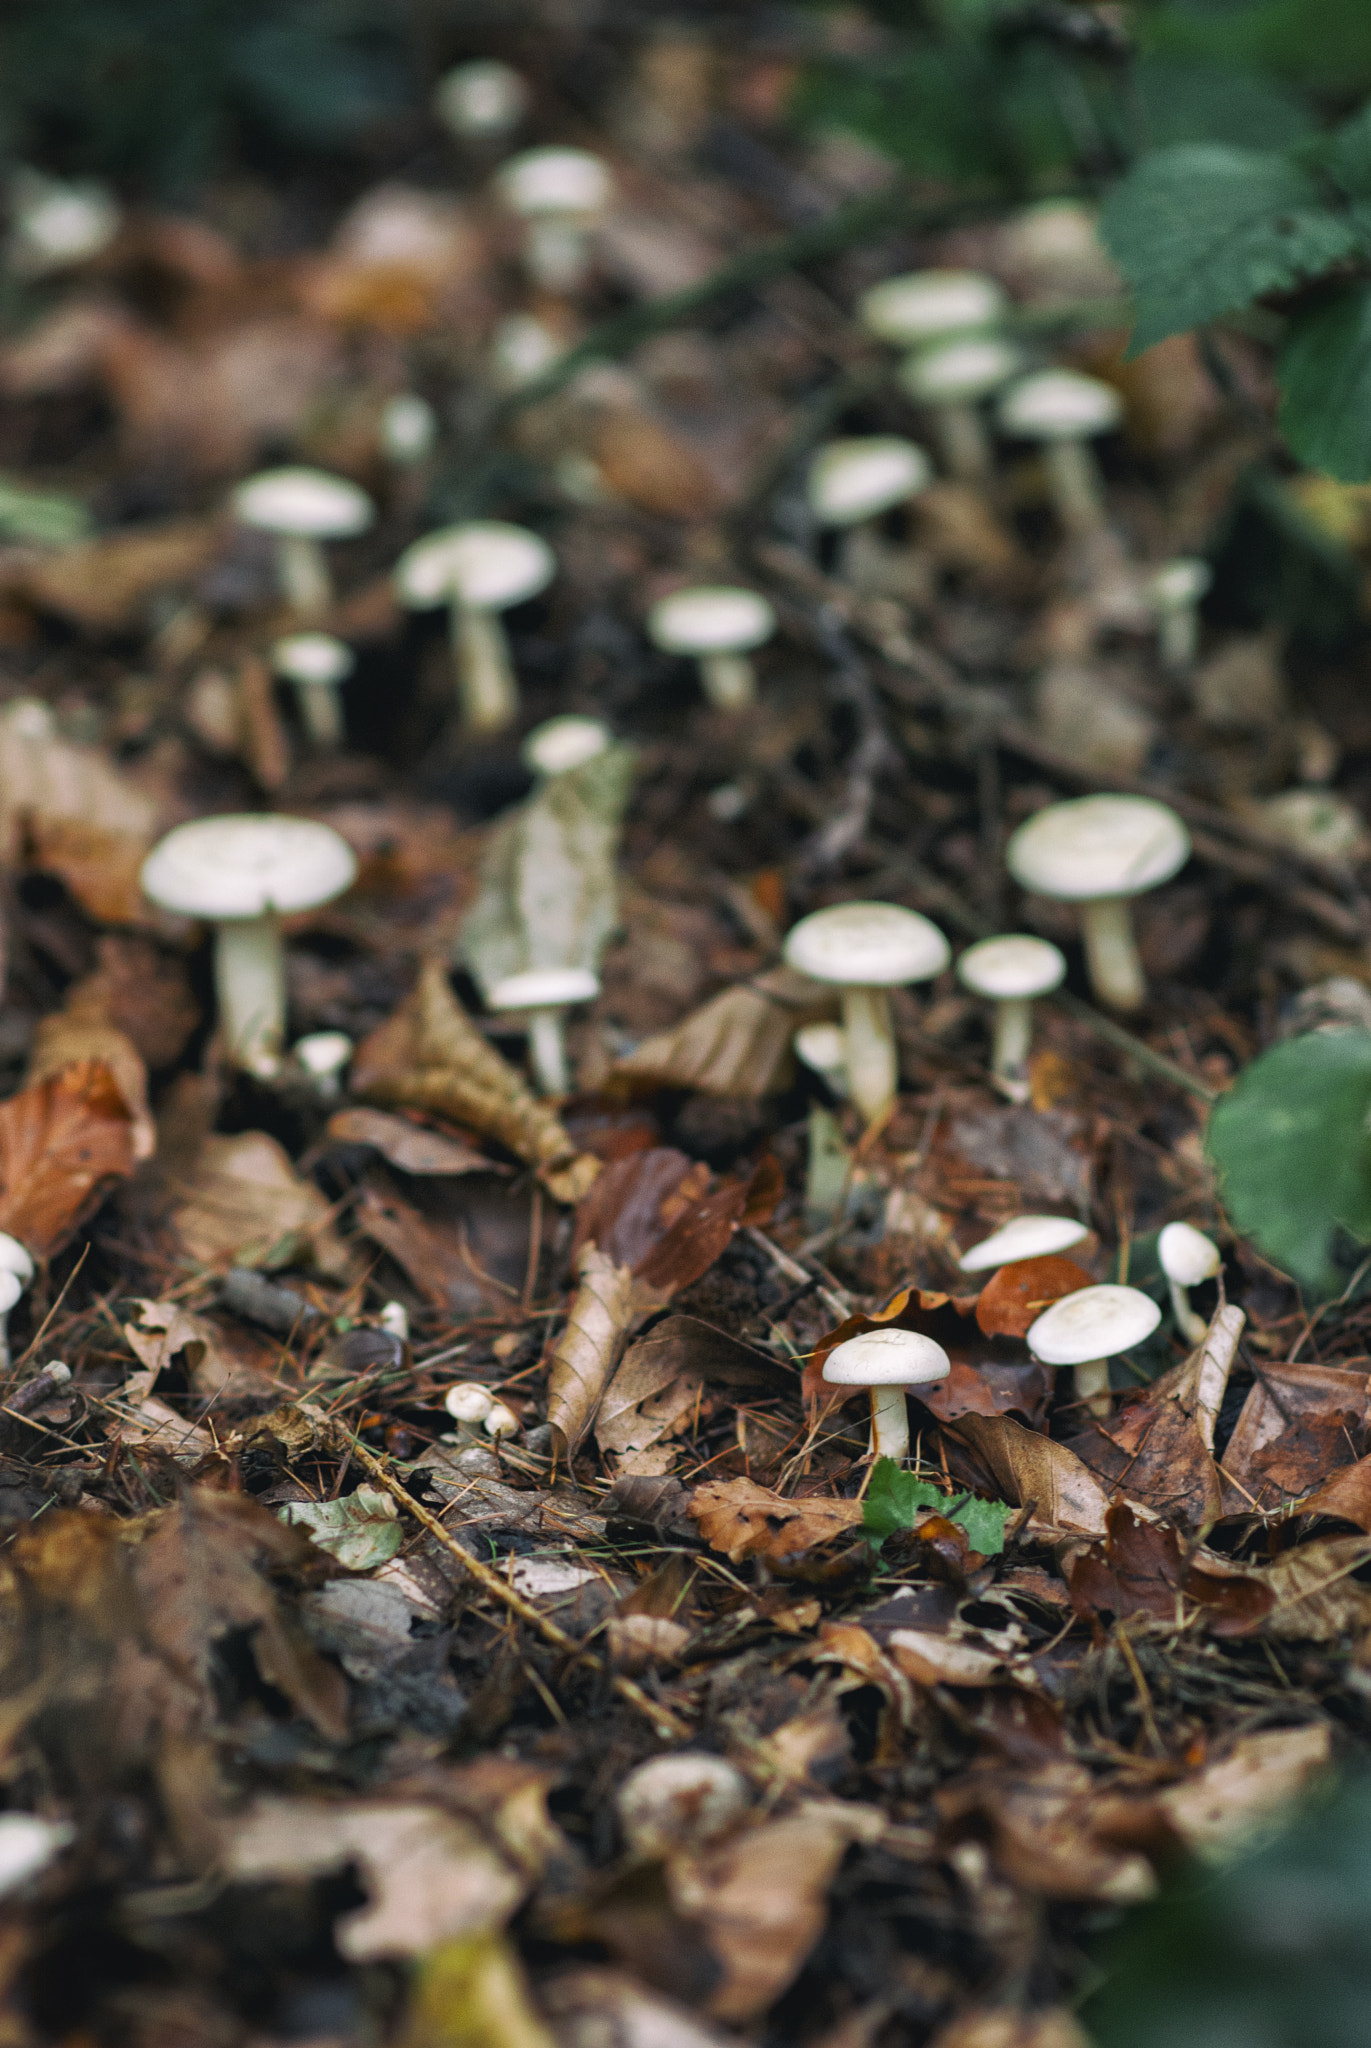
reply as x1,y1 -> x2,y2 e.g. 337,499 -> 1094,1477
397,1934 -> 555,2048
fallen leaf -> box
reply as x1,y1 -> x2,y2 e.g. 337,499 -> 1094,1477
354,1179 -> 513,1317
613,966 -> 831,1098
326,1107 -> 498,1176
280,1487 -> 404,1572
919,1359 -> 1053,1430
947,1414 -> 1111,1538
596,1314 -> 787,1464
927,2008 -> 1093,2048
573,1149 -> 704,1270
1067,1504 -> 1273,1635
28,979 -> 155,1161
0,698 -> 165,924
1293,1454 -> 1371,1529
1253,1534 -> 1371,1643
13,516 -> 223,633
64,934 -> 200,1070
547,1246 -> 637,1459
937,1761 -> 1156,1904
169,1128 -> 349,1274
398,1934 -> 555,2048
122,1299 -> 237,1399
0,1059 -> 137,1255
1156,1723 -> 1332,1862
1220,1360 -> 1371,1514
974,1257 -> 1092,1339
540,1969 -> 734,2048
590,401 -> 730,522
689,1477 -> 864,1574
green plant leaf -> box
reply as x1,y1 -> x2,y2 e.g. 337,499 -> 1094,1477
1278,283 -> 1371,481
863,1457 -> 1010,1557
1206,1030 -> 1371,1298
280,1485 -> 403,1571
1134,55 -> 1314,152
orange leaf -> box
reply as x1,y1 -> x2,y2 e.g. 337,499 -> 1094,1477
0,1059 -> 136,1256
975,1256 -> 1092,1338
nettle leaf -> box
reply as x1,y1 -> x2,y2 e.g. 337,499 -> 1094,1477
1101,144 -> 1361,353
863,1458 -> 1010,1557
1279,282 -> 1371,481
1206,1031 -> 1371,1298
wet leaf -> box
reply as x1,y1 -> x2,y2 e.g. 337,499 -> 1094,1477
0,1058 -> 136,1256
280,1486 -> 404,1571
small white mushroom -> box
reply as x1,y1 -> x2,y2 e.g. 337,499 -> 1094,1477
293,1030 -> 353,1099
782,902 -> 950,1124
1147,558 -> 1211,675
646,587 -> 776,713
0,1269 -> 24,1373
521,714 -> 613,779
806,437 -> 932,582
1158,1222 -> 1222,1345
7,169 -> 120,274
140,815 -> 357,1076
958,1214 -> 1087,1273
1255,788 -> 1366,863
997,370 -> 1123,536
377,1301 -> 409,1342
395,522 -> 555,734
489,313 -> 567,393
898,335 -> 1022,481
859,270 -> 1007,349
0,1813 -> 75,1899
1006,794 -> 1190,1013
793,1021 -> 849,1097
379,393 -> 438,468
955,934 -> 1065,1100
1027,1282 -> 1160,1420
496,146 -> 613,293
270,632 -> 354,749
822,1326 -> 950,1464
445,1383 -> 494,1424
434,59 -> 528,144
231,468 -> 374,620
484,1400 -> 520,1439
616,1753 -> 750,1859
488,966 -> 599,1097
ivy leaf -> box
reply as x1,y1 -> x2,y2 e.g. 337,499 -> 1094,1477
863,1457 -> 1010,1557
1279,282 -> 1371,481
1206,1031 -> 1371,1298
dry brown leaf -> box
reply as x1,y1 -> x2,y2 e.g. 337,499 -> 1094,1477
28,982 -> 155,1162
1067,1504 -> 1274,1635
65,935 -> 200,1070
596,1315 -> 786,1465
169,1128 -> 349,1274
121,1298 -> 249,1402
590,404 -> 730,521
541,1970 -> 734,2048
0,1059 -> 137,1256
947,1414 -> 1110,1537
547,1245 -> 637,1460
1252,1534 -> 1371,1643
1156,1723 -> 1332,1861
105,1391 -> 218,1465
14,516 -> 223,633
914,481 -> 1024,580
928,2009 -> 1092,2048
0,702 -> 165,924
689,1477 -> 864,1572
1294,1453 -> 1371,1529
938,1761 -> 1156,1903
235,652 -> 290,793
613,967 -> 831,1097
326,1108 -> 498,1176
920,1359 -> 1053,1430
353,1179 -> 512,1317
351,958 -> 599,1203
1219,1360 -> 1371,1514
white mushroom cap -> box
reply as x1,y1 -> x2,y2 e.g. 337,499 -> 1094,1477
794,1021 -> 848,1082
10,173 -> 120,272
1027,1283 -> 1160,1365
0,1235 -> 35,1286
395,522 -> 555,612
490,313 -> 566,390
997,369 -> 1123,442
0,1272 -> 22,1317
860,270 -> 1007,345
1147,558 -> 1211,610
822,1326 -> 950,1387
496,147 -> 612,219
1256,789 -> 1366,862
956,934 -> 1066,1002
271,633 -> 355,688
899,335 -> 1023,405
379,393 -> 438,464
1158,1221 -> 1221,1287
434,59 -> 528,139
521,715 -> 612,777
294,1029 -> 353,1081
617,1753 -> 750,1858
488,967 -> 600,1011
958,1214 -> 1088,1272
1006,795 -> 1190,903
647,587 -> 776,658
807,437 -> 932,526
446,1383 -> 494,1423
783,901 -> 950,989
231,468 -> 375,540
141,814 -> 357,922
484,1400 -> 520,1438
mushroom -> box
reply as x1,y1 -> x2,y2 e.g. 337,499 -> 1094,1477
0,1237 -> 33,1369
484,1400 -> 520,1439
487,966 -> 599,1097
379,393 -> 438,469
794,1020 -> 849,1097
521,714 -> 613,779
1255,788 -> 1366,863
616,1753 -> 750,1859
377,1301 -> 409,1343
1028,1282 -> 1160,1420
270,632 -> 354,749
806,437 -> 932,582
495,146 -> 613,293
1147,558 -> 1211,675
445,1383 -> 495,1425
293,1030 -> 353,1099
1158,1222 -> 1222,1345
782,901 -> 950,1124
394,521 -> 555,734
7,168 -> 120,274
1005,794 -> 1190,1013
859,269 -> 1007,350
821,1326 -> 950,1465
140,815 -> 357,1076
489,313 -> 568,393
996,370 -> 1123,536
898,334 -> 1022,482
231,468 -> 374,620
646,587 -> 777,713
958,1214 -> 1088,1273
434,59 -> 528,144
955,934 -> 1066,1101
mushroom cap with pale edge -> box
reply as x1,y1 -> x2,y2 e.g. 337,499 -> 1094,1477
806,437 -> 931,526
794,1021 -> 847,1078
294,1030 -> 353,1078
496,147 -> 612,218
434,59 -> 527,137
395,521 -> 555,611
783,901 -> 950,989
822,1326 -> 950,1387
1006,794 -> 1189,903
859,270 -> 1006,345
0,1235 -> 34,1286
0,1272 -> 21,1316
271,633 -> 354,687
647,586 -> 776,657
488,966 -> 600,1011
997,369 -> 1123,441
445,1383 -> 494,1423
1158,1221 -> 1222,1287
959,1213 -> 1087,1271
522,714 -> 612,776
1147,558 -> 1211,610
141,815 -> 357,922
1027,1283 -> 1160,1366
899,335 -> 1022,405
956,933 -> 1066,1002
230,468 -> 374,540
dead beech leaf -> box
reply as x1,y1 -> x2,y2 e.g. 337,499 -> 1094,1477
105,1391 -> 218,1466
1156,1723 -> 1331,1861
948,1414 -> 1109,1538
351,957 -> 599,1204
573,1149 -> 702,1270
1253,1534 -> 1371,1643
920,1359 -> 1053,1430
541,1970 -> 735,2048
591,403 -> 729,521
14,516 -> 223,633
596,1314 -> 787,1464
1067,1504 -> 1273,1635
1294,1454 -> 1371,1530
613,966 -> 832,1098
326,1107 -> 498,1177
170,1129 -> 349,1275
354,1179 -> 512,1318
28,982 -> 155,1162
547,1245 -> 637,1459
1219,1361 -> 1371,1515
0,699 -> 164,925
65,935 -> 200,1071
689,1477 -> 864,1572
122,1300 -> 223,1397
938,1761 -> 1156,1904
974,1257 -> 1091,1338
0,1059 -> 136,1256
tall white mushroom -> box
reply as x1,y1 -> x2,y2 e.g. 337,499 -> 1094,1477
1147,558 -> 1212,675
898,335 -> 1022,482
806,437 -> 932,582
231,468 -> 374,620
1027,1282 -> 1160,1420
434,60 -> 528,145
997,370 -> 1123,536
956,934 -> 1065,1101
141,815 -> 357,1077
646,587 -> 777,713
783,902 -> 950,1124
859,270 -> 1007,351
1158,1222 -> 1222,1345
496,147 -> 613,293
395,522 -> 555,735
1006,795 -> 1190,1013
822,1326 -> 950,1464
521,714 -> 613,779
958,1214 -> 1088,1273
488,966 -> 599,1097
270,632 -> 354,749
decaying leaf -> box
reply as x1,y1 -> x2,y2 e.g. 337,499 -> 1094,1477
353,1179 -> 514,1317
947,1414 -> 1111,1538
596,1314 -> 787,1467
0,1058 -> 137,1255
326,1107 -> 499,1176
28,978 -> 155,1161
928,2008 -> 1093,2048
169,1129 -> 350,1273
10,516 -> 223,633
1253,1533 -> 1371,1643
1156,1723 -> 1332,1861
541,1970 -> 733,2048
281,1487 -> 404,1572
0,698 -> 165,925
613,965 -> 831,1098
398,1934 -> 556,2048
1067,1504 -> 1274,1635
689,1477 -> 865,1574
547,1245 -> 637,1459
1220,1359 -> 1371,1514
938,1761 -> 1156,1903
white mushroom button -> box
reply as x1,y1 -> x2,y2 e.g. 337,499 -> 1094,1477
484,1400 -> 520,1438
958,1214 -> 1088,1273
859,270 -> 1007,348
821,1326 -> 950,1465
1006,794 -> 1190,1013
1027,1281 -> 1160,1420
1158,1222 -> 1222,1345
806,437 -> 932,583
521,714 -> 613,779
231,468 -> 374,620
997,370 -> 1123,536
270,632 -> 355,749
293,1029 -> 353,1099
646,587 -> 776,713
489,313 -> 567,393
898,335 -> 1022,481
1147,558 -> 1211,675
445,1383 -> 495,1424
7,169 -> 120,274
0,1268 -> 24,1373
782,901 -> 949,1124
955,935 -> 1065,1101
434,59 -> 528,143
140,815 -> 357,1076
488,966 -> 599,1098
495,146 -> 613,293
379,393 -> 438,468
793,1020 -> 849,1097
616,1753 -> 750,1859
395,522 -> 555,735
377,1301 -> 409,1342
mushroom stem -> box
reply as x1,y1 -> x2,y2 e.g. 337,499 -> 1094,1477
699,652 -> 757,712
292,679 -> 345,749
841,986 -> 898,1124
526,218 -> 589,293
526,1006 -> 569,1096
276,534 -> 333,619
1159,604 -> 1199,674
1073,1357 -> 1112,1420
931,402 -> 991,482
805,1104 -> 851,1228
991,996 -> 1033,1096
1078,896 -> 1145,1012
452,602 -> 518,733
1042,438 -> 1105,536
1168,1276 -> 1208,1347
870,1385 -> 910,1464
214,915 -> 286,1074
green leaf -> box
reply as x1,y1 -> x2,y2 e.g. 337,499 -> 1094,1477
1100,144 -> 1361,353
1206,1030 -> 1371,1298
0,479 -> 92,548
1134,56 -> 1315,152
1279,283 -> 1371,481
280,1485 -> 403,1571
863,1457 -> 1010,1557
